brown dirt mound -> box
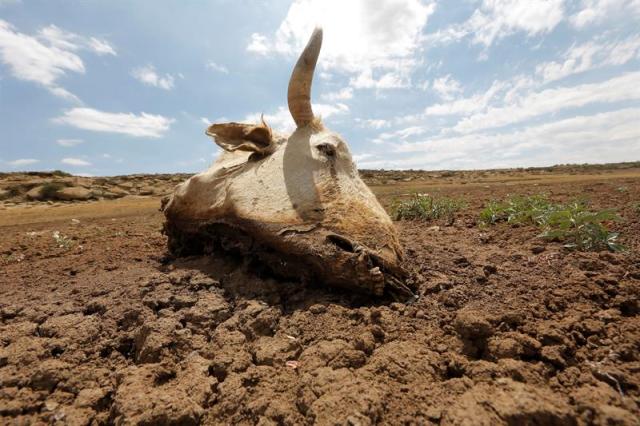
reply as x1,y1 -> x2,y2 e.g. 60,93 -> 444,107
0,172 -> 639,424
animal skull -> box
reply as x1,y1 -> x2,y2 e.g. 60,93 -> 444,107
163,28 -> 413,298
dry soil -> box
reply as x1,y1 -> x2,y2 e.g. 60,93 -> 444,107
1,166 -> 639,425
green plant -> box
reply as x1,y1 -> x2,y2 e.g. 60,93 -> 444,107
51,170 -> 72,177
540,202 -> 624,251
52,231 -> 75,250
479,195 -> 624,252
40,182 -> 65,199
479,194 -> 554,226
391,193 -> 467,223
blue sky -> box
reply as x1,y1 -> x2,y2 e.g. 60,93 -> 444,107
0,0 -> 639,175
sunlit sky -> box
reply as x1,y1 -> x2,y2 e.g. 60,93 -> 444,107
1,0 -> 639,175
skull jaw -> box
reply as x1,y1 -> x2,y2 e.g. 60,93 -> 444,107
162,217 -> 413,298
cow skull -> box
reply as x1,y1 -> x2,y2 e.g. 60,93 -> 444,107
163,28 -> 413,298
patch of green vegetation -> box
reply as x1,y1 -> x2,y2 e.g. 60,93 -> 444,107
479,194 -> 624,252
616,186 -> 629,193
479,194 -> 554,226
51,170 -> 72,177
40,182 -> 65,200
391,193 -> 467,224
540,202 -> 623,251
52,231 -> 75,250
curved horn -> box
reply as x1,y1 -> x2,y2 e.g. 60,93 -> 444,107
288,27 -> 323,127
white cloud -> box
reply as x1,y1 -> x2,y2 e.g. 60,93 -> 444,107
200,117 -> 211,126
87,37 -> 116,56
425,80 -> 508,116
7,158 -> 39,167
131,65 -> 175,90
246,33 -> 270,55
38,25 -> 116,56
352,153 -> 374,164
454,71 -> 640,133
56,138 -> 84,147
381,108 -> 640,170
349,64 -> 414,90
321,87 -> 353,101
570,0 -> 640,28
536,35 -> 640,83
426,0 -> 564,48
0,20 -> 115,101
61,157 -> 91,166
245,103 -> 349,133
432,74 -> 463,100
246,0 -> 435,89
0,20 -> 83,99
469,0 -> 565,46
55,107 -> 174,138
355,118 -> 390,129
205,60 -> 229,74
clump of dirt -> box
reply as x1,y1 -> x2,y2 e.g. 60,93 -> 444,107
0,171 -> 639,424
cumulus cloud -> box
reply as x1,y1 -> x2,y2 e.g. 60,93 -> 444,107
355,118 -> 391,129
38,24 -> 116,56
7,158 -> 39,167
245,0 -> 435,89
453,71 -> 640,133
54,107 -> 174,138
87,37 -> 116,56
432,75 -> 464,100
426,0 -> 565,48
56,138 -> 84,147
246,33 -> 270,55
244,103 -> 349,133
536,35 -> 640,83
205,60 -> 228,74
570,0 -> 640,28
0,20 -> 115,101
321,87 -> 353,101
131,65 -> 175,90
379,108 -> 640,170
61,157 -> 91,166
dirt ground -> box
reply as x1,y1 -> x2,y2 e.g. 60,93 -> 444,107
1,167 -> 639,425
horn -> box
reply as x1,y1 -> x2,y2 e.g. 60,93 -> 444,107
288,27 -> 323,127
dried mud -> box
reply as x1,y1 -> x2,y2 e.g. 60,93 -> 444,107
1,171 -> 639,425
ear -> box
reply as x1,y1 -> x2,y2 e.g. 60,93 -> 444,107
206,119 -> 275,155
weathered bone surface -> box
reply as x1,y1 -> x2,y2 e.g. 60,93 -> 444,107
163,28 -> 412,297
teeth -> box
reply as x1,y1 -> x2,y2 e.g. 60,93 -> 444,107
370,267 -> 381,275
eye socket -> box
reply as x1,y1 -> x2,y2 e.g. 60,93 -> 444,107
316,143 -> 336,157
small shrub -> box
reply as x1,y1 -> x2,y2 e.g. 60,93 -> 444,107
51,170 -> 72,177
391,193 -> 467,223
52,231 -> 75,250
40,182 -> 65,200
4,186 -> 20,198
479,195 -> 624,252
539,202 -> 624,251
479,194 -> 553,226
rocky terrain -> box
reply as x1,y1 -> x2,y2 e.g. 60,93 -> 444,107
2,162 -> 638,207
0,172 -> 192,206
0,164 -> 639,425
